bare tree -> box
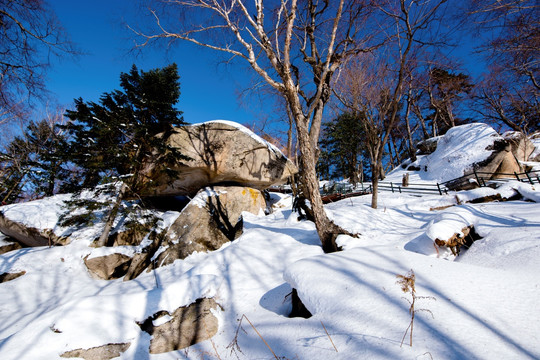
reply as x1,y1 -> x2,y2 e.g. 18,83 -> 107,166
131,0 -> 378,252
335,0 -> 451,209
469,0 -> 539,133
0,0 -> 77,126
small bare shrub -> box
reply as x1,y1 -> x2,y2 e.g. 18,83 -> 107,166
396,269 -> 436,347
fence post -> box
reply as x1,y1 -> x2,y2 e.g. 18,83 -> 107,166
473,168 -> 481,186
525,171 -> 534,185
398,185 -> 402,193
437,183 -> 442,195
514,171 -> 521,182
391,182 -> 394,193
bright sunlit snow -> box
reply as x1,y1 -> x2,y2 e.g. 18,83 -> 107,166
0,123 -> 539,359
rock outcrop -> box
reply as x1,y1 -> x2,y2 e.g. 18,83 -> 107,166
0,211 -> 68,247
472,138 -> 522,180
153,186 -> 266,268
82,186 -> 267,280
434,225 -> 482,256
403,124 -> 528,190
137,298 -> 220,354
503,131 -> 536,162
140,121 -> 297,196
0,236 -> 23,255
416,136 -> 441,155
0,270 -> 26,283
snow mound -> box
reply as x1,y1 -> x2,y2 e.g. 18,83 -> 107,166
425,206 -> 477,242
387,123 -> 503,183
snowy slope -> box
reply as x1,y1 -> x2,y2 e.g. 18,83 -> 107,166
386,123 -> 505,184
1,185 -> 539,359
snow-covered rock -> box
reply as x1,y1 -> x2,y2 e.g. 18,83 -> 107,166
152,186 -> 267,269
388,123 -> 525,188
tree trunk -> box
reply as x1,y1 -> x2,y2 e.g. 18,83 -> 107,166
405,88 -> 417,161
296,118 -> 341,253
96,182 -> 128,247
387,141 -> 396,169
371,161 -> 380,209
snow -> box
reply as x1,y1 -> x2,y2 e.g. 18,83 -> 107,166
1,187 -> 539,359
529,134 -> 540,160
190,187 -> 227,208
191,119 -> 283,154
1,124 -> 540,359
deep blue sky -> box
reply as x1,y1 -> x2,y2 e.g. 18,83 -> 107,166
45,1 -> 486,133
47,0 -> 262,128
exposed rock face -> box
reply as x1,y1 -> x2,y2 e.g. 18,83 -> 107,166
140,121 -> 297,196
91,227 -> 148,247
153,186 -> 266,268
0,211 -> 68,247
0,270 -> 26,283
60,343 -> 131,360
137,298 -> 220,354
84,253 -> 132,280
474,139 -> 522,180
503,131 -> 536,162
434,225 -> 481,256
0,237 -> 23,255
416,136 -> 441,155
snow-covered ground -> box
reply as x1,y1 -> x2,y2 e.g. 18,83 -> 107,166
0,182 -> 539,359
1,122 -> 539,359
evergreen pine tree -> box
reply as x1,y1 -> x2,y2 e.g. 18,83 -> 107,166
0,119 -> 69,203
61,64 -> 188,245
318,113 -> 368,186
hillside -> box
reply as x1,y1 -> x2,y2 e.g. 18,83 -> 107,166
0,124 -> 539,359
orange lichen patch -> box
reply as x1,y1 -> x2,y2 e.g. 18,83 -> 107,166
242,188 -> 261,205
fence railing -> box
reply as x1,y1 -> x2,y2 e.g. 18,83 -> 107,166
442,169 -> 540,189
377,181 -> 449,195
300,169 -> 540,204
321,186 -> 372,203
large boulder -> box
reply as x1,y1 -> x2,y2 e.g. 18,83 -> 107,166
153,186 -> 266,268
473,138 -> 522,180
140,121 -> 297,196
416,136 -> 441,155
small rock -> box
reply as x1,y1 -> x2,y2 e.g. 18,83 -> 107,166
0,271 -> 26,283
60,342 -> 131,360
84,253 -> 132,280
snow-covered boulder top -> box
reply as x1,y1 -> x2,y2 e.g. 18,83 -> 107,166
139,120 -> 297,196
529,132 -> 540,161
